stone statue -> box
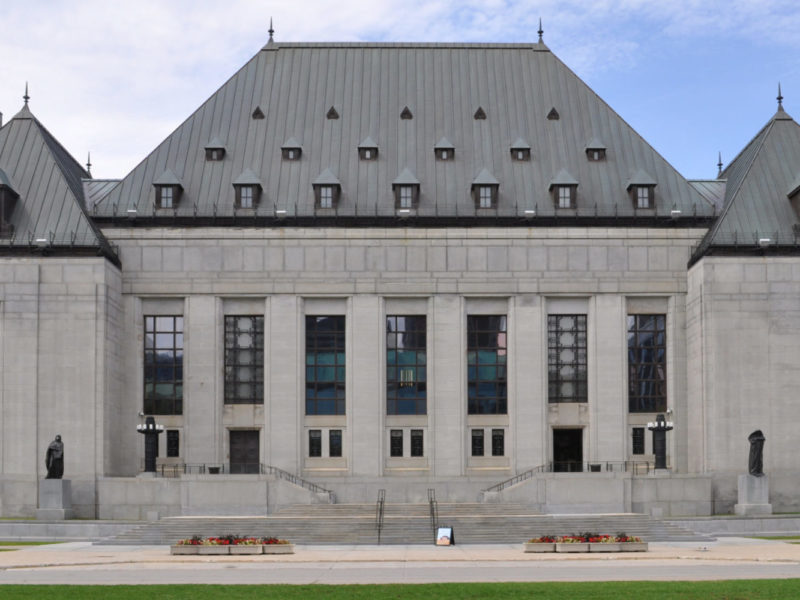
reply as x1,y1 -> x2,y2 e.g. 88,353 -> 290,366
45,435 -> 64,479
748,430 -> 765,477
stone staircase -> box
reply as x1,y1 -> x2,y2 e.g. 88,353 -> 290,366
99,502 -> 713,545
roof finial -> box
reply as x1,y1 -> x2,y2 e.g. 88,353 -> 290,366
538,18 -> 543,43
777,82 -> 784,110
268,18 -> 274,43
23,82 -> 30,106
86,152 -> 92,175
717,151 -> 723,178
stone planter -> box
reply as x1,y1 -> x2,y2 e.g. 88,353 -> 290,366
170,545 -> 199,555
555,542 -> 590,553
198,545 -> 230,555
261,543 -> 294,554
524,543 -> 556,553
229,545 -> 263,555
589,543 -> 622,552
619,542 -> 648,552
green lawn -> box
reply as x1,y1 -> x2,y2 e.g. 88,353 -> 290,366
0,541 -> 63,546
1,582 -> 799,599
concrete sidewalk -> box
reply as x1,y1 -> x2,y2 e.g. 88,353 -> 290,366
1,538 -> 799,584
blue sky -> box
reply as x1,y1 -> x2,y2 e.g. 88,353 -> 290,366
1,0 -> 798,179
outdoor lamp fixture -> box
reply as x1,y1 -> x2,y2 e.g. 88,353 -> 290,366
136,416 -> 164,473
275,209 -> 287,218
524,209 -> 536,218
35,237 -> 49,247
647,413 -> 674,470
670,209 -> 682,219
397,208 -> 411,217
758,238 -> 772,248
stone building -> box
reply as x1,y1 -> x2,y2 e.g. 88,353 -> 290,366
1,32 -> 799,518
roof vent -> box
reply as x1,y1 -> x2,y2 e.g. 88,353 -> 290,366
326,106 -> 339,120
400,106 -> 413,120
252,107 -> 265,120
474,107 -> 486,120
547,107 -> 560,120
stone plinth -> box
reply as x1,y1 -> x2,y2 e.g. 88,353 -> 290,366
37,479 -> 74,520
734,474 -> 772,516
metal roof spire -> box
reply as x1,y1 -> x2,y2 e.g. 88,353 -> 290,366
86,152 -> 92,175
538,18 -> 543,43
717,152 -> 723,177
777,82 -> 784,110
23,82 -> 30,106
268,18 -> 274,43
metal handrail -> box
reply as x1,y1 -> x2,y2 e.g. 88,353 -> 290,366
483,460 -> 655,493
428,488 -> 438,543
376,489 -> 386,544
145,462 -> 334,502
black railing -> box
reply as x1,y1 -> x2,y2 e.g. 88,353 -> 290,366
375,489 -> 386,544
428,488 -> 439,543
483,460 -> 655,493
144,462 -> 334,501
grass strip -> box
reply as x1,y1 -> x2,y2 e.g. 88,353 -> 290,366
0,541 -> 63,546
2,581 -> 800,599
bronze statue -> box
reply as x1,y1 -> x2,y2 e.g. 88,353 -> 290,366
748,430 -> 765,477
45,435 -> 64,479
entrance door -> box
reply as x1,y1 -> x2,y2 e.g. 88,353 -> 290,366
553,429 -> 583,472
230,430 -> 259,474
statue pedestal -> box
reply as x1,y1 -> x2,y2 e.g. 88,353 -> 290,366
734,474 -> 772,516
37,479 -> 74,520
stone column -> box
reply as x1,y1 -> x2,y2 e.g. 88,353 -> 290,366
267,295 -> 301,473
431,295 -> 464,477
350,295 -> 382,477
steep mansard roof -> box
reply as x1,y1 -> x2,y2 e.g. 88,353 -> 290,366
93,41 -> 712,221
692,104 -> 800,261
0,104 -> 118,263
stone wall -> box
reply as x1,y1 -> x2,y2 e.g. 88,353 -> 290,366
0,258 -> 122,517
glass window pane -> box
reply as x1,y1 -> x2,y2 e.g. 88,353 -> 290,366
467,315 -> 508,414
386,315 -> 426,415
628,314 -> 667,413
547,314 -> 587,403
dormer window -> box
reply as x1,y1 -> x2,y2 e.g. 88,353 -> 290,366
232,169 -> 263,209
434,137 -> 455,161
392,168 -> 421,211
157,186 -> 176,208
204,137 -> 226,161
282,137 -> 302,161
626,169 -> 657,210
510,138 -> 531,162
555,186 -> 574,208
634,186 -> 653,209
0,168 -> 19,237
312,168 -> 342,210
585,137 -> 607,162
153,168 -> 183,209
237,186 -> 256,208
358,137 -> 378,161
318,186 -> 335,208
587,149 -> 606,162
471,168 -> 499,209
549,169 -> 579,209
477,186 -> 493,208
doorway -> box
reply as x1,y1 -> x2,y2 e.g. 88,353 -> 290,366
230,430 -> 260,474
553,428 -> 583,472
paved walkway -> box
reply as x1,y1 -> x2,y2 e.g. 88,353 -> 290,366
1,538 -> 799,584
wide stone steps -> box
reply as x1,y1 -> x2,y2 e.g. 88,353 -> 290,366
100,503 -> 713,545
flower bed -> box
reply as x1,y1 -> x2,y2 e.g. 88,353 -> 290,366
171,536 -> 294,555
524,533 -> 647,553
